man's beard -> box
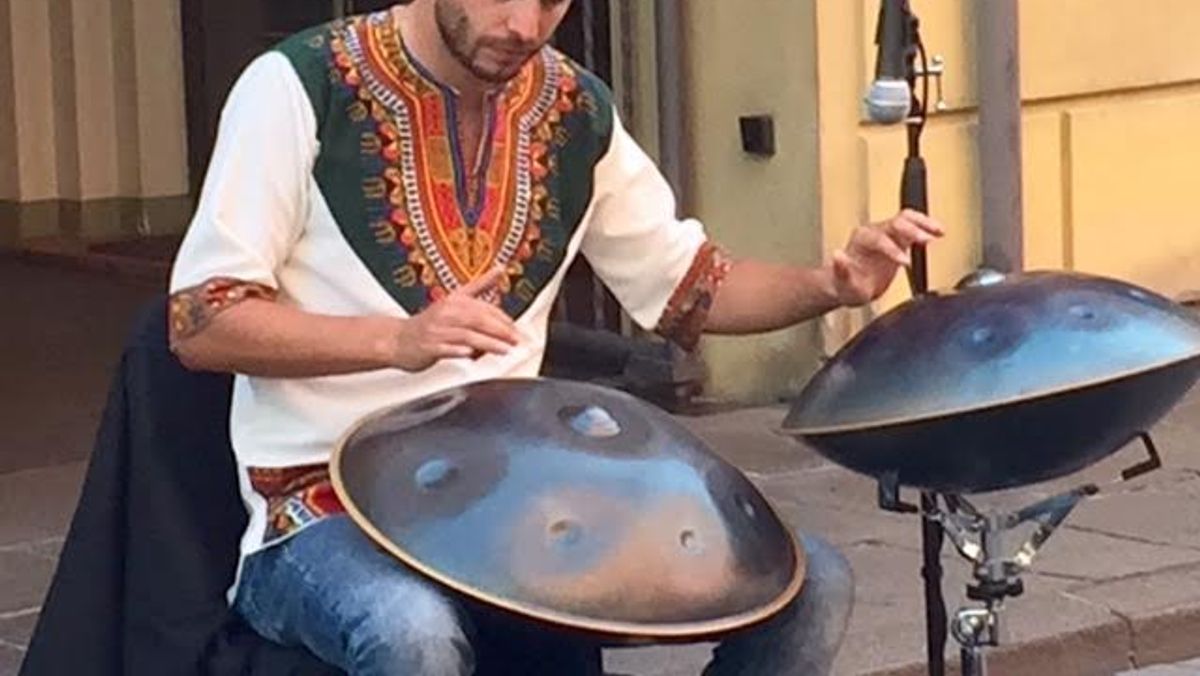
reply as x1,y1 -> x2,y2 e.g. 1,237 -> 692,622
434,0 -> 539,84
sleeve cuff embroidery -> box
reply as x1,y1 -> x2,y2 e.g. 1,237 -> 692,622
168,277 -> 278,348
655,242 -> 733,351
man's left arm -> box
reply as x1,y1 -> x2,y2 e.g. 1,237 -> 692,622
581,110 -> 943,349
705,209 -> 944,335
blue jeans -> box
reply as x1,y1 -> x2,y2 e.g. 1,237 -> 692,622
235,516 -> 854,676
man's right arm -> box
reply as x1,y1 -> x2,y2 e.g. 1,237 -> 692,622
170,271 -> 521,377
170,291 -> 399,377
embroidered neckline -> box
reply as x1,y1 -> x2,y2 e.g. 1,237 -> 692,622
318,10 -> 594,316
337,12 -> 563,296
391,30 -> 504,225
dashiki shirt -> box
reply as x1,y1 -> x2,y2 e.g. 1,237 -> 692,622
168,10 -> 729,596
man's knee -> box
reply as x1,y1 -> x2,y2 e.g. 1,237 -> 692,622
344,580 -> 475,676
797,532 -> 855,625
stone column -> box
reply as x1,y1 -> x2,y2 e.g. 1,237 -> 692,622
0,0 -> 18,244
131,0 -> 191,234
0,0 -> 191,243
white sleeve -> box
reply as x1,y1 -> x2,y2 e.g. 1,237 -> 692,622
580,111 -> 709,332
169,52 -> 318,293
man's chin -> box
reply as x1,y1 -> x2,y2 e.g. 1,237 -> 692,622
471,63 -> 528,85
470,51 -> 539,84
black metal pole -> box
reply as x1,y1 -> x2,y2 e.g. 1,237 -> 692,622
901,152 -> 929,295
903,136 -> 947,675
896,8 -> 947,674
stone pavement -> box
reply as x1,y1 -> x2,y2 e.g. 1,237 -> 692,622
1120,658 -> 1200,675
4,255 -> 1200,675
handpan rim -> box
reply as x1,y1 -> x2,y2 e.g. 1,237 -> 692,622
329,378 -> 808,642
785,271 -> 1200,432
784,353 -> 1200,436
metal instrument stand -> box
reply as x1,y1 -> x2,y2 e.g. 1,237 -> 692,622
934,486 -> 1094,676
916,433 -> 1162,675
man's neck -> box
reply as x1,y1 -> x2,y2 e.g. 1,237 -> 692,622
394,3 -> 491,104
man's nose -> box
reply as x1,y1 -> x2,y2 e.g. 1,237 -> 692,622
504,0 -> 541,44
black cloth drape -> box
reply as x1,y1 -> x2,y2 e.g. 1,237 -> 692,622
20,298 -> 339,675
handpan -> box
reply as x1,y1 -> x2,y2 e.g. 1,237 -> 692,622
783,271 -> 1200,493
331,378 -> 804,643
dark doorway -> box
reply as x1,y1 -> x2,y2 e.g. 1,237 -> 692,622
180,0 -> 396,197
548,0 -> 623,335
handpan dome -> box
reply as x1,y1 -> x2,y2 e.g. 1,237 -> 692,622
783,271 -> 1200,493
332,378 -> 804,643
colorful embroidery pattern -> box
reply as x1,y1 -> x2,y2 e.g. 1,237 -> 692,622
168,278 -> 278,346
285,10 -> 610,317
657,243 -> 734,351
248,465 -> 344,544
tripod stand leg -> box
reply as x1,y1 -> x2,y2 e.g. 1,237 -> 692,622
961,643 -> 987,676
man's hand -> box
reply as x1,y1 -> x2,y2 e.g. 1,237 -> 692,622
388,267 -> 522,372
830,209 -> 945,306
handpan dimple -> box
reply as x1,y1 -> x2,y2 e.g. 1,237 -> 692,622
1069,304 -> 1095,321
414,458 -> 457,491
561,405 -> 623,438
679,529 -> 701,553
548,518 -> 583,547
947,303 -> 1030,363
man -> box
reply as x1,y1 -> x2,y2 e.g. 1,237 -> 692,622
170,1 -> 943,674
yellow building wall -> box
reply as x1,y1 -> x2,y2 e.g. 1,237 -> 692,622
817,0 -> 1200,350
683,0 -> 827,403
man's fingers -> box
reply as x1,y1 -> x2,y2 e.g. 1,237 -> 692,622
899,209 -> 945,236
860,228 -> 911,267
449,297 -> 521,345
434,343 -> 476,360
455,267 -> 507,299
885,217 -> 936,250
440,328 -> 515,358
